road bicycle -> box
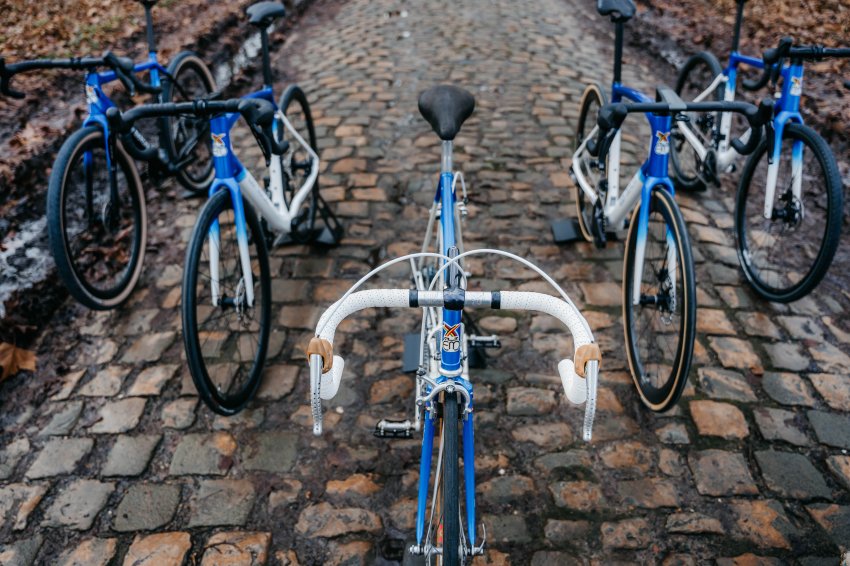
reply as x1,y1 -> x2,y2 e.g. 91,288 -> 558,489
0,0 -> 216,310
572,47 -> 772,414
109,1 -> 342,416
673,5 -> 848,301
304,85 -> 601,565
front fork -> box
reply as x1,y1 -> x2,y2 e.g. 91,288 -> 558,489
631,184 -> 677,308
414,385 -> 479,558
762,135 -> 803,221
208,179 -> 256,308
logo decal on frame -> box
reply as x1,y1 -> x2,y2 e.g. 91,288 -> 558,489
85,85 -> 98,104
211,133 -> 227,157
790,76 -> 802,96
442,322 -> 461,353
654,131 -> 670,155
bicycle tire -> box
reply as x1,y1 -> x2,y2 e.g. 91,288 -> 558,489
442,391 -> 460,566
671,51 -> 724,192
47,125 -> 147,310
161,51 -> 216,193
573,82 -> 608,243
623,187 -> 695,412
182,189 -> 271,415
735,122 -> 843,302
278,84 -> 319,243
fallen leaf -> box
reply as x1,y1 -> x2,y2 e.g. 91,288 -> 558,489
0,342 -> 37,382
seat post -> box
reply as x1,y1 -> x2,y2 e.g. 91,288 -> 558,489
441,140 -> 453,174
144,3 -> 156,53
613,21 -> 624,84
731,0 -> 745,53
260,28 -> 273,88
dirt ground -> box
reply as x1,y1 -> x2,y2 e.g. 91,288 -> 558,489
635,0 -> 850,145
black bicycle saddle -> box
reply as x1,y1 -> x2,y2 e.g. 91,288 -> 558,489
597,0 -> 636,22
418,85 -> 475,141
247,1 -> 286,27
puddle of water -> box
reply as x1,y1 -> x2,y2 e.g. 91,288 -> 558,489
0,216 -> 52,318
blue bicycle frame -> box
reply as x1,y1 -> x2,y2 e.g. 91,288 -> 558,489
201,87 -> 279,308
722,52 -> 805,218
414,147 -> 478,552
80,54 -> 168,170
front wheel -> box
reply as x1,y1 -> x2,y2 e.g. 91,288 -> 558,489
182,189 -> 271,415
623,187 -> 695,412
573,82 -> 608,243
670,51 -> 724,192
441,392 -> 461,566
47,126 -> 147,310
735,122 -> 843,302
161,51 -> 217,194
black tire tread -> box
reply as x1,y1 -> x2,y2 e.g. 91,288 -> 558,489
182,189 -> 271,415
735,122 -> 843,302
46,125 -> 147,310
622,188 -> 696,412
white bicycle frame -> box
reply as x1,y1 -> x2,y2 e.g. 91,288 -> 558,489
209,111 -> 319,308
572,127 -> 644,232
674,70 -> 799,222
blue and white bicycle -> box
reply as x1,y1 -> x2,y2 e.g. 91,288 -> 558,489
571,0 -> 773,411
306,85 -> 601,565
0,0 -> 216,309
674,24 -> 848,301
107,2 -> 341,415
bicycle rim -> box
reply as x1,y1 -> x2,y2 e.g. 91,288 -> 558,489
54,128 -> 145,305
623,188 -> 695,411
736,123 -> 841,301
183,190 -> 271,414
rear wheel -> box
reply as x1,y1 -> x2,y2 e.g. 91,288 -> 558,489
671,51 -> 723,192
623,187 -> 695,412
182,189 -> 271,415
278,85 -> 319,242
573,82 -> 608,242
735,122 -> 842,302
47,126 -> 146,310
161,51 -> 217,193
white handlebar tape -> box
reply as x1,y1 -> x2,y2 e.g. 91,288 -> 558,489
315,289 -> 410,401
558,359 -> 586,405
317,289 -> 410,343
499,292 -> 593,350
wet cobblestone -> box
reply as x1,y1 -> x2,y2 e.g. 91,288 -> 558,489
1,0 -> 850,563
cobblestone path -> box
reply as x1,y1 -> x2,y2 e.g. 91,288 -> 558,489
2,0 -> 850,564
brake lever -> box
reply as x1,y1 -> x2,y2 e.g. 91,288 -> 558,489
0,58 -> 25,99
113,66 -> 136,97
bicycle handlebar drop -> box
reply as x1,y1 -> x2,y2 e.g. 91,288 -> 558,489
305,253 -> 601,443
105,97 -> 288,162
0,51 -> 161,100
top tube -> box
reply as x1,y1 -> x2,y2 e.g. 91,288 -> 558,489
612,82 -> 652,104
728,51 -> 764,72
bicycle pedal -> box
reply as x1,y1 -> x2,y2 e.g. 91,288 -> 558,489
469,335 -> 501,349
374,419 -> 414,439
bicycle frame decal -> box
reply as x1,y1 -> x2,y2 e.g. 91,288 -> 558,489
211,133 -> 227,157
654,131 -> 670,155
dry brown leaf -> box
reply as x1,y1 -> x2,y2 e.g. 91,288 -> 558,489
0,342 -> 37,382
